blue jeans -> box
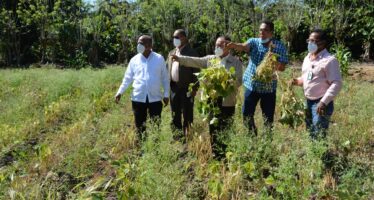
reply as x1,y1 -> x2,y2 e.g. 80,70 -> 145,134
306,99 -> 334,139
242,88 -> 276,135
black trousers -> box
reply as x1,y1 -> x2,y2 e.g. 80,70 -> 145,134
132,98 -> 162,138
170,86 -> 194,132
209,98 -> 235,159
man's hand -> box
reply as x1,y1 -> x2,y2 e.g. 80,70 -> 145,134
291,78 -> 303,86
170,54 -> 179,61
115,94 -> 121,104
317,101 -> 326,116
191,90 -> 197,97
163,97 -> 169,107
289,78 -> 298,86
275,63 -> 286,71
225,42 -> 235,50
225,42 -> 249,53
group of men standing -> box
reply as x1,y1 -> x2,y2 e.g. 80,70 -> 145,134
114,20 -> 342,158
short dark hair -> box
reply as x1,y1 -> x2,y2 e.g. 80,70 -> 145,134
261,20 -> 274,32
217,35 -> 231,42
139,35 -> 153,46
311,28 -> 328,42
175,29 -> 187,37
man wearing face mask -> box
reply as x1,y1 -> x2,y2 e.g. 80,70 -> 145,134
115,35 -> 170,140
292,29 -> 342,139
166,29 -> 199,139
170,36 -> 243,159
226,20 -> 288,135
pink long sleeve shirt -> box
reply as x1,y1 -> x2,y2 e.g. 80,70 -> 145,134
297,49 -> 342,105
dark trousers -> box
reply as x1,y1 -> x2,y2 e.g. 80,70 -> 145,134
242,88 -> 276,135
170,86 -> 194,133
132,97 -> 162,139
209,98 -> 235,159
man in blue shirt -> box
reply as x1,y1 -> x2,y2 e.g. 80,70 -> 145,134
115,35 -> 170,139
227,20 -> 288,135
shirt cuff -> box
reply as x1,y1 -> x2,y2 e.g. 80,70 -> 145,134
320,96 -> 333,105
116,88 -> 124,96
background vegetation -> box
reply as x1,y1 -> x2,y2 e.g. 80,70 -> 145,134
1,0 -> 374,68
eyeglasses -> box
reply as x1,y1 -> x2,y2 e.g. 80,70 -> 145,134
173,36 -> 180,39
306,39 -> 320,43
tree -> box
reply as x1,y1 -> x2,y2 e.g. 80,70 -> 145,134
272,0 -> 306,52
17,0 -> 63,63
0,8 -> 22,65
350,1 -> 374,60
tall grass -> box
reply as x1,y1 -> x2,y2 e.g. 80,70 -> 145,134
0,66 -> 373,199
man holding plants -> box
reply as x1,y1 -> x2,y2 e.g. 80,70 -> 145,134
115,35 -> 170,140
226,20 -> 288,135
292,29 -> 342,139
171,36 -> 243,159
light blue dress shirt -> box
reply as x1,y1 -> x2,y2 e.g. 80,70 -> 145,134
116,51 -> 170,103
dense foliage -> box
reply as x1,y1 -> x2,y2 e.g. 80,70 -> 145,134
0,0 -> 373,68
190,58 -> 236,124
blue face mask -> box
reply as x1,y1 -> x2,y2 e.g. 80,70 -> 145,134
307,42 -> 318,53
261,38 -> 271,44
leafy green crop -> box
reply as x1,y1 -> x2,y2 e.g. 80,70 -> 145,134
189,58 -> 236,124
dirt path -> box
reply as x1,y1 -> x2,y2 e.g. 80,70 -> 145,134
349,62 -> 374,83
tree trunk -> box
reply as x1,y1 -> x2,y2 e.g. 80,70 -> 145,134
362,40 -> 371,61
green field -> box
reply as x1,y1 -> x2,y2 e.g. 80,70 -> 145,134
0,66 -> 373,199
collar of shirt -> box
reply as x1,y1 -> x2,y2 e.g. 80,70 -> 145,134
308,48 -> 328,61
220,54 -> 230,63
176,43 -> 188,54
258,37 -> 273,46
220,54 -> 235,64
139,51 -> 154,60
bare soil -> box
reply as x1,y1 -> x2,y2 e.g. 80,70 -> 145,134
349,62 -> 374,83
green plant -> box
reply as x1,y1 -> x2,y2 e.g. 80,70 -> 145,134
331,43 -> 352,77
189,58 -> 236,124
64,49 -> 90,69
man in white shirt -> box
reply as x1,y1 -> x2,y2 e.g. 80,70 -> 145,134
115,35 -> 170,139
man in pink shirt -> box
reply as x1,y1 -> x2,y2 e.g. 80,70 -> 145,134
292,29 -> 342,139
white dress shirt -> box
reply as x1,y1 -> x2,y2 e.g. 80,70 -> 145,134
116,51 -> 170,103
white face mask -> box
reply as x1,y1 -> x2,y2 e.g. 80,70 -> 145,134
137,43 -> 145,54
214,47 -> 224,57
173,38 -> 181,47
261,38 -> 271,44
307,42 -> 318,53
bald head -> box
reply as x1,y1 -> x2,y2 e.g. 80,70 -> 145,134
137,35 -> 153,57
174,29 -> 186,37
173,29 -> 188,47
215,36 -> 231,57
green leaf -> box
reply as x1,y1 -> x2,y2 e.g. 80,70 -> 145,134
265,176 -> 275,186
